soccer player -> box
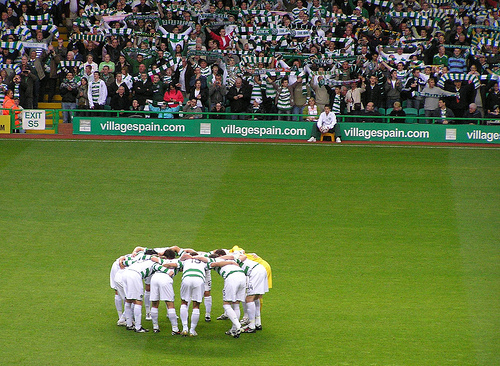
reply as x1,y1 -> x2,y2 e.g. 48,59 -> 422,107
217,246 -> 272,321
234,253 -> 269,333
110,249 -> 154,326
168,252 -> 211,337
110,255 -> 128,326
178,248 -> 214,322
129,245 -> 181,320
149,249 -> 180,334
196,255 -> 247,338
119,256 -> 163,333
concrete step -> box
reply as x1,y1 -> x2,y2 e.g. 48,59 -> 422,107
43,94 -> 62,102
38,102 -> 62,109
26,129 -> 56,134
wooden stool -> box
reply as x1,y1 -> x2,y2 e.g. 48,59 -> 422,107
320,132 -> 335,142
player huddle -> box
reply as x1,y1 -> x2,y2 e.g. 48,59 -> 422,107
110,245 -> 271,338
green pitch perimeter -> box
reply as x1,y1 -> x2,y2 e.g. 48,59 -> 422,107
1,140 -> 498,366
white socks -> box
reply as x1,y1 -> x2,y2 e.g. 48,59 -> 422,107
223,304 -> 241,331
255,299 -> 261,327
180,304 -> 189,331
115,294 -> 123,318
151,307 -> 159,329
246,301 -> 256,329
232,303 -> 240,321
144,291 -> 150,314
204,296 -> 212,317
242,301 -> 248,319
134,304 -> 142,330
190,308 -> 200,333
125,302 -> 133,327
168,308 -> 178,331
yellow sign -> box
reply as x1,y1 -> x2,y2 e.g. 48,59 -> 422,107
0,115 -> 11,134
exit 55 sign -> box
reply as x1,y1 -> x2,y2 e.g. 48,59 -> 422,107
22,110 -> 46,130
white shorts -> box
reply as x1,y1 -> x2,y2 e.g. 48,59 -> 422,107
122,270 -> 144,300
150,272 -> 175,302
247,265 -> 269,295
180,276 -> 204,303
114,270 -> 126,300
204,270 -> 212,292
222,272 -> 246,302
110,260 -> 120,289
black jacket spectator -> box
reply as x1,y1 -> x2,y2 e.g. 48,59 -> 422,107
60,79 -> 79,103
226,80 -> 252,114
133,77 -> 153,106
389,109 -> 406,123
110,92 -> 131,113
362,83 -> 384,109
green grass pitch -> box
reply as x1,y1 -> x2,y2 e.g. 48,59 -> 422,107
0,140 -> 498,365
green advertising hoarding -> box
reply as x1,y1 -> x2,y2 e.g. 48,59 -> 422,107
73,117 -> 313,139
73,117 -> 500,144
339,122 -> 500,144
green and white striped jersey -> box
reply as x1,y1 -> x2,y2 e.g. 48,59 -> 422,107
235,258 -> 261,275
212,260 -> 245,279
179,258 -> 211,281
127,260 -> 164,279
122,251 -> 153,267
156,258 -> 180,277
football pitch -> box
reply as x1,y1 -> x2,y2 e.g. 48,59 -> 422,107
1,139 -> 499,365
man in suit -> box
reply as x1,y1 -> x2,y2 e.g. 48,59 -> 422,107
432,99 -> 455,124
226,77 -> 251,120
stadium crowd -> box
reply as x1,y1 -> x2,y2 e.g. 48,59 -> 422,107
2,0 -> 500,133
110,245 -> 271,337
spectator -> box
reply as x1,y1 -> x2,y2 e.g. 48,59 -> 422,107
384,69 -> 402,109
310,75 -> 331,112
164,83 -> 184,109
461,103 -> 482,124
227,77 -> 251,119
448,49 -> 467,74
60,72 -> 79,123
110,86 -> 131,116
88,71 -> 107,114
151,74 -> 166,104
189,79 -> 209,111
147,101 -> 180,119
362,102 -> 383,123
133,72 -> 153,107
389,102 -> 406,123
182,98 -> 203,119
362,75 -> 384,112
208,74 -> 227,110
485,84 -> 500,117
421,78 -> 458,123
99,54 -> 115,73
402,68 -> 427,109
77,77 -> 90,116
486,105 -> 500,124
290,77 -> 309,122
345,79 -> 365,113
432,99 -> 455,124
108,73 -> 130,99
210,102 -> 226,119
445,80 -> 472,118
303,97 -> 320,122
275,78 -> 293,121
129,99 -> 145,118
